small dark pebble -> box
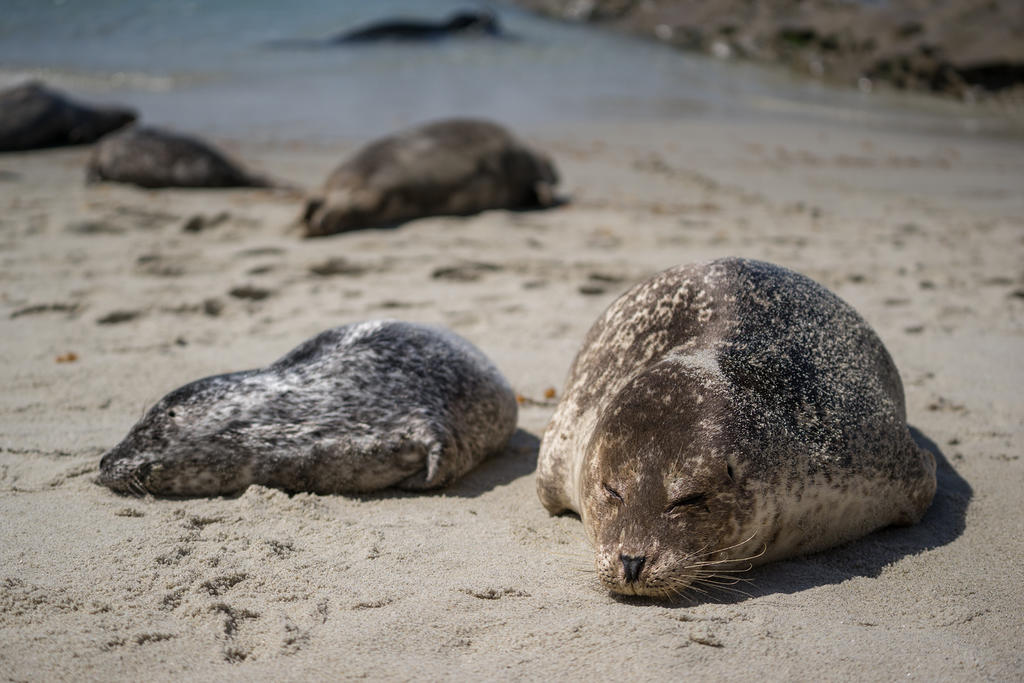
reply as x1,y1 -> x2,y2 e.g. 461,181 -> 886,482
379,300 -> 416,309
10,302 -> 79,319
432,262 -> 502,282
183,212 -> 230,233
587,272 -> 625,284
202,298 -> 224,316
982,276 -> 1013,286
66,220 -> 124,235
229,286 -> 271,301
310,257 -> 367,277
579,285 -> 606,295
97,310 -> 141,325
236,247 -> 285,258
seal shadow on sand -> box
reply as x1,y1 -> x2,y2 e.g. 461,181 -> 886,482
610,426 -> 972,607
445,428 -> 540,498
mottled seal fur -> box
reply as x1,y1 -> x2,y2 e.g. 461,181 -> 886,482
86,126 -> 270,188
302,118 -> 558,237
98,320 -> 517,496
0,81 -> 136,152
537,258 -> 936,599
332,10 -> 500,43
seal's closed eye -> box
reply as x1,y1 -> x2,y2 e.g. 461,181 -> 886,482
666,493 -> 707,513
603,483 -> 623,502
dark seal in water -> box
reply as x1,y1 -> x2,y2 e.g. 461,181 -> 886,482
332,10 -> 501,43
99,320 -> 518,496
537,257 -> 936,599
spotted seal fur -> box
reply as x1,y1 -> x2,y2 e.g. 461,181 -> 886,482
301,118 -> 558,237
537,257 -> 936,599
0,81 -> 136,152
86,126 -> 272,188
98,320 -> 517,496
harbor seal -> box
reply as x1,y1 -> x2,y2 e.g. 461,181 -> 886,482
0,81 -> 136,152
98,320 -> 517,496
537,258 -> 936,599
86,126 -> 272,188
301,118 -> 558,237
332,10 -> 501,43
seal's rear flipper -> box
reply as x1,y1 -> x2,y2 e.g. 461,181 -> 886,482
397,441 -> 448,491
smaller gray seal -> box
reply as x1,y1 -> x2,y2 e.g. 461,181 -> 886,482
98,320 -> 517,496
302,118 -> 558,237
0,81 -> 136,152
86,126 -> 271,188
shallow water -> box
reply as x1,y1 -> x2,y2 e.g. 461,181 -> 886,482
0,0 -> 1018,141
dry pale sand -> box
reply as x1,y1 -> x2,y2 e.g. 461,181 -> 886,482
1,112 -> 1022,681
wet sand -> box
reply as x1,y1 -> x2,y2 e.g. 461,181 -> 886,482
1,113 -> 1022,679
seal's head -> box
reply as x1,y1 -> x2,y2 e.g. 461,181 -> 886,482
578,359 -> 757,599
98,371 -> 270,496
301,184 -> 387,237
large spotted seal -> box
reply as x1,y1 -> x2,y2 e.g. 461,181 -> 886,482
301,118 -> 558,237
537,257 -> 936,599
0,81 -> 136,152
86,126 -> 272,188
99,320 -> 517,496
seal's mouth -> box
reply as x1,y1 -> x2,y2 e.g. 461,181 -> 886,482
598,569 -> 682,600
596,536 -> 766,601
97,452 -> 152,497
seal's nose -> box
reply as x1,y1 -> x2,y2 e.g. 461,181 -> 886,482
620,554 -> 646,583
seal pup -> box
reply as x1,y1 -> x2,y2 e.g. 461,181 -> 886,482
537,258 -> 936,599
0,81 -> 136,152
302,118 -> 558,237
331,10 -> 500,43
86,126 -> 272,189
98,320 -> 517,497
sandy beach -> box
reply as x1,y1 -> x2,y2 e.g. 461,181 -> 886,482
1,107 -> 1023,680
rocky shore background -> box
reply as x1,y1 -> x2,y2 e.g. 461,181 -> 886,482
512,0 -> 1024,103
